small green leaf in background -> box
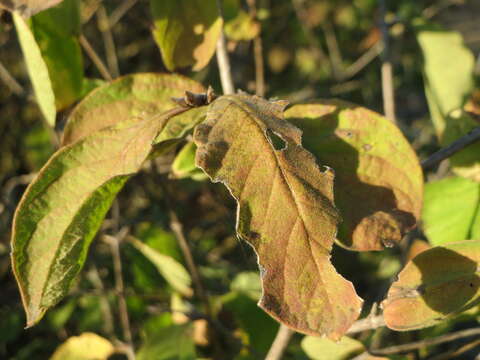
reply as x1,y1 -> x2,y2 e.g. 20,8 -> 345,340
383,240 -> 480,331
417,27 -> 480,181
171,141 -> 208,181
50,332 -> 114,360
62,73 -> 206,146
30,0 -> 84,110
195,94 -> 362,339
150,0 -> 223,71
301,336 -> 364,360
137,324 -> 195,360
230,271 -> 262,301
223,0 -> 260,42
11,106 -> 190,327
128,236 -> 193,297
422,177 -> 480,245
13,11 -> 56,126
285,100 -> 423,251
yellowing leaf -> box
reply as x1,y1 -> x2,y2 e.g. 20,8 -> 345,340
224,10 -> 260,41
383,240 -> 480,331
194,94 -> 362,339
129,236 -> 193,297
150,0 -> 223,71
50,332 -> 114,360
285,101 -> 423,251
11,107 -> 190,327
62,73 -> 205,146
171,142 -> 208,181
13,11 -> 56,126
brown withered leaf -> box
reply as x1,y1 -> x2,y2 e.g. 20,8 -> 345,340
194,94 -> 362,339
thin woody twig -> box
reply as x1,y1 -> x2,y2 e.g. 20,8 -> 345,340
421,126 -> 480,170
0,60 -> 25,96
346,314 -> 385,334
265,324 -> 295,360
97,5 -> 120,78
379,0 -> 396,123
104,225 -> 135,360
429,338 -> 480,360
247,0 -> 265,97
215,0 -> 235,95
79,34 -> 113,81
369,327 -> 480,355
109,0 -> 139,28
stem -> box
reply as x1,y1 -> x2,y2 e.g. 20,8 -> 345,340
97,5 -> 120,78
0,60 -> 25,96
109,0 -> 139,28
346,314 -> 385,334
247,0 -> 265,96
421,126 -> 480,170
265,324 -> 295,360
370,327 -> 480,355
79,34 -> 113,81
379,0 -> 396,123
215,0 -> 235,95
104,230 -> 135,360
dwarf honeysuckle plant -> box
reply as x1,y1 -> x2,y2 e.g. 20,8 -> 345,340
5,0 -> 480,358
11,71 -> 431,337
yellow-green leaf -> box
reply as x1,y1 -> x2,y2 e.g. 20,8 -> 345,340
301,336 -> 364,360
383,240 -> 480,331
13,11 -> 56,126
128,236 -> 193,297
171,141 -> 208,181
62,73 -> 205,146
50,332 -> 114,360
30,0 -> 83,110
285,100 -> 423,251
11,107 -> 189,327
423,177 -> 480,245
150,0 -> 223,71
417,28 -> 480,180
194,94 -> 362,339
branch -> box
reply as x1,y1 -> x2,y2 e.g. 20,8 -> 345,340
246,0 -> 265,97
79,34 -> 113,81
265,324 -> 295,360
0,60 -> 25,96
421,126 -> 480,170
370,327 -> 480,356
97,5 -> 120,78
379,0 -> 396,123
215,0 -> 235,95
346,315 -> 385,334
109,0 -> 139,28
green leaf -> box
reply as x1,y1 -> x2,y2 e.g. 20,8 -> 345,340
150,0 -> 223,71
301,335 -> 364,360
11,107 -> 189,327
383,240 -> 480,330
137,324 -> 195,360
171,141 -> 208,181
224,10 -> 260,41
230,271 -> 262,301
417,28 -> 480,181
285,100 -> 423,251
13,11 -> 56,126
0,0 -> 64,17
128,236 -> 193,297
50,332 -> 114,360
30,0 -> 84,110
62,73 -> 206,146
194,94 -> 362,339
423,177 -> 480,245
222,292 -> 278,355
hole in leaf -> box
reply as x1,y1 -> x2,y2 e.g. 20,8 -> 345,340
266,129 -> 286,150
